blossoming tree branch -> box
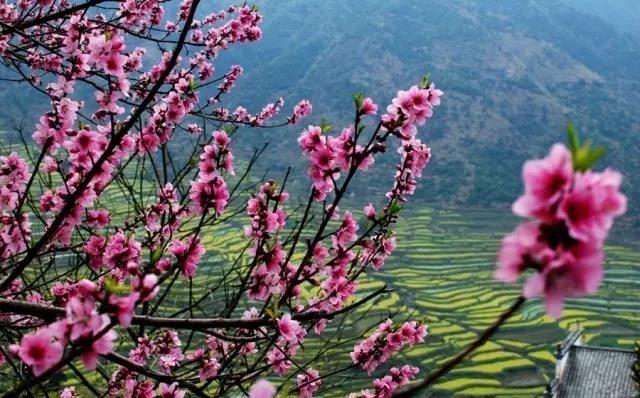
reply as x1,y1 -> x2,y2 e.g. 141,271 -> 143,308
0,0 -> 627,397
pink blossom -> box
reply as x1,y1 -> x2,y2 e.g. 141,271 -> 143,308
382,84 -> 442,138
354,365 -> 419,398
104,232 -> 142,276
512,144 -> 573,222
522,241 -> 604,318
386,138 -> 431,201
351,320 -> 427,374
79,315 -> 117,370
266,348 -> 291,375
332,211 -> 359,248
134,274 -> 160,302
87,209 -> 111,228
364,203 -> 376,219
65,296 -> 102,341
159,349 -> 184,374
158,383 -> 185,398
558,169 -> 627,243
496,143 -> 626,318
495,222 -> 549,283
248,379 -> 276,398
109,293 -> 139,327
297,368 -> 321,398
290,99 -> 312,125
189,176 -> 229,216
0,152 -> 30,195
198,357 -> 220,381
59,387 -> 79,398
277,313 -> 305,344
360,97 -> 378,115
169,237 -> 205,278
13,330 -> 64,376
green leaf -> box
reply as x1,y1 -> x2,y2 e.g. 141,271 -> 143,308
420,74 -> 431,88
265,296 -> 280,319
389,200 -> 402,215
150,245 -> 164,264
581,146 -> 607,171
353,93 -> 364,110
104,277 -> 130,295
566,122 -> 580,155
320,119 -> 333,134
565,123 -> 607,171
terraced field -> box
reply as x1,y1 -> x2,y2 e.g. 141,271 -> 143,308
349,207 -> 640,397
158,205 -> 639,397
2,132 -> 638,396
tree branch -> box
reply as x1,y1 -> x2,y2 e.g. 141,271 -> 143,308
0,285 -> 391,330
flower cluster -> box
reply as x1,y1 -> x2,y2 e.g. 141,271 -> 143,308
310,211 -> 360,313
495,143 -> 627,318
169,236 -> 206,278
361,230 -> 397,271
382,83 -> 443,139
386,138 -> 431,202
298,125 -> 374,200
289,99 -> 313,125
297,368 -> 321,398
84,232 -> 142,280
351,320 -> 427,375
139,87 -> 197,153
10,280 -> 118,375
248,379 -> 276,398
143,183 -> 185,236
0,152 -> 31,260
245,181 -> 290,300
188,130 -> 233,216
267,313 -> 307,375
349,365 -> 419,398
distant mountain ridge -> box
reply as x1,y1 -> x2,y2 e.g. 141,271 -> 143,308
219,0 -> 640,224
1,0 -> 638,225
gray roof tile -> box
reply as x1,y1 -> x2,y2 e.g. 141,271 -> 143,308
557,346 -> 636,398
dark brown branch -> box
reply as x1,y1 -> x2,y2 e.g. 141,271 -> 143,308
104,352 -> 210,398
0,285 -> 391,330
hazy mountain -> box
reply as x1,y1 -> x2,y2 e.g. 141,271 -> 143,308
219,0 -> 640,223
1,0 -> 639,224
562,0 -> 640,37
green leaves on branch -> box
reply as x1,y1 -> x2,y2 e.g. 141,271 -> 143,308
566,122 -> 607,172
221,124 -> 235,134
320,120 -> 333,134
150,245 -> 164,264
104,277 -> 130,295
388,200 -> 402,216
264,295 -> 280,319
419,74 -> 431,89
353,93 -> 364,111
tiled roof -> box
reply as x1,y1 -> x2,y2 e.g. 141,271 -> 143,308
557,345 -> 636,398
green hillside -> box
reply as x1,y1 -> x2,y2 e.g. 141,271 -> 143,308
215,0 -> 640,221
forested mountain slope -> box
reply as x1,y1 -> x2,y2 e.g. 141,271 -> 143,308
2,0 -> 639,223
